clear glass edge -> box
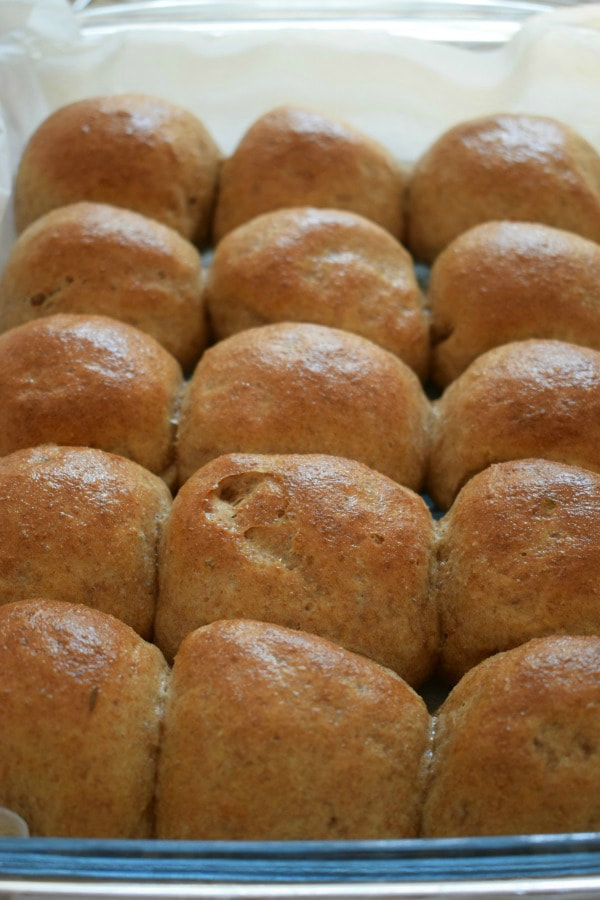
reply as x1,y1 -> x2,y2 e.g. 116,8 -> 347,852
0,834 -> 599,883
72,0 -> 572,47
72,0 -> 578,18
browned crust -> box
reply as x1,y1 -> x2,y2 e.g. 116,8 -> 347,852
0,599 -> 170,838
14,94 -> 221,243
429,221 -> 600,386
0,203 -> 207,371
155,452 -> 438,683
213,105 -> 405,241
423,636 -> 600,836
0,445 -> 172,638
176,322 -> 431,490
206,206 -> 429,377
0,313 -> 184,483
435,459 -> 600,682
156,618 -> 430,839
406,114 -> 600,263
427,339 -> 600,509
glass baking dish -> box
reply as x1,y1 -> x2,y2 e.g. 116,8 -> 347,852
1,1 -> 599,896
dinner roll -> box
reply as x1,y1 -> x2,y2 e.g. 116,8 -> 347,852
427,339 -> 600,509
436,459 -> 600,683
14,94 -> 221,243
407,114 -> 600,262
213,105 -> 405,241
206,207 -> 429,378
429,221 -> 600,386
156,619 -> 430,839
423,636 -> 600,836
0,314 -> 183,485
0,445 -> 171,638
0,202 -> 206,371
155,453 -> 437,683
176,322 -> 431,489
0,600 -> 169,838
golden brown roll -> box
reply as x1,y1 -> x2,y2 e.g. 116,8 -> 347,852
0,313 -> 183,485
435,459 -> 600,683
0,202 -> 206,371
0,445 -> 171,638
429,221 -> 600,387
422,636 -> 600,836
206,207 -> 429,378
156,619 -> 431,840
155,453 -> 437,683
0,599 -> 170,838
176,322 -> 431,489
213,106 -> 405,242
14,94 -> 221,244
427,339 -> 600,510
406,114 -> 600,263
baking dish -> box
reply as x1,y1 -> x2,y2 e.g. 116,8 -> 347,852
0,1 -> 600,896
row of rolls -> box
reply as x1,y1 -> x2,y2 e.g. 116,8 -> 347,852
12,95 -> 600,262
5,95 -> 600,384
6,196 -> 600,389
0,307 -> 598,509
1,599 -> 599,840
0,443 -> 598,689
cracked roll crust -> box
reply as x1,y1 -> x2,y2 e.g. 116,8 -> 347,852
206,207 -> 429,378
0,203 -> 207,371
176,322 -> 431,489
14,94 -> 221,244
427,339 -> 600,509
435,459 -> 600,683
156,618 -> 431,839
155,453 -> 438,683
0,446 -> 171,638
423,636 -> 600,836
213,105 -> 405,241
0,314 -> 183,486
429,221 -> 600,387
0,600 -> 169,838
406,114 -> 600,263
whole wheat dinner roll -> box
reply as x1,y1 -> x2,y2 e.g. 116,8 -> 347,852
155,453 -> 437,682
435,460 -> 600,683
14,94 -> 221,243
0,314 -> 183,485
206,207 -> 429,378
176,322 -> 431,489
0,203 -> 206,371
156,619 -> 430,840
429,222 -> 600,387
213,106 -> 405,242
0,446 -> 171,638
0,599 -> 169,838
406,114 -> 600,263
427,339 -> 600,510
423,636 -> 600,836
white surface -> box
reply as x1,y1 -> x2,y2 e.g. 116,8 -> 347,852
0,0 -> 599,266
0,806 -> 29,837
